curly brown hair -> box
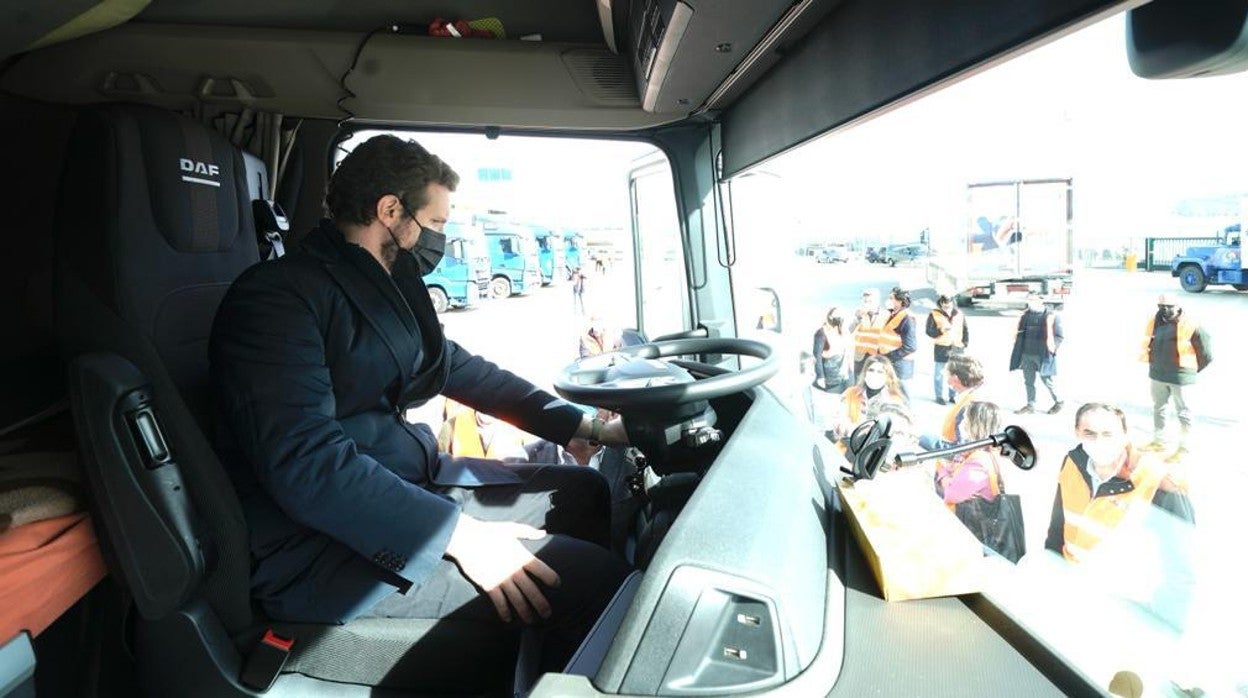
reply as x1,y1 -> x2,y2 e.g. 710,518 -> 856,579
326,135 -> 460,225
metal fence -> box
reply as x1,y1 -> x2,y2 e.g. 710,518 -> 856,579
1143,236 -> 1220,272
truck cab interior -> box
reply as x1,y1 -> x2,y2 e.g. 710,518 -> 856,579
1,1 -> 1243,697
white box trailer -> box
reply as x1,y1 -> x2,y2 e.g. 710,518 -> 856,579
926,178 -> 1075,309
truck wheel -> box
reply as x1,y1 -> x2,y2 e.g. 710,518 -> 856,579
428,287 -> 449,314
1177,265 -> 1207,293
490,276 -> 513,298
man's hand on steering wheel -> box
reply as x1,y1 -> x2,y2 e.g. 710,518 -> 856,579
565,412 -> 627,464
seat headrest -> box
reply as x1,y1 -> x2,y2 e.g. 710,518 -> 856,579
141,106 -> 248,253
74,104 -> 251,254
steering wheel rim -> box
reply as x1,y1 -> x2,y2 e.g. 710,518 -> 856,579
553,337 -> 779,409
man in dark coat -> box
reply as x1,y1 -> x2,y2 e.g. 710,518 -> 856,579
1009,293 -> 1064,414
210,135 -> 630,670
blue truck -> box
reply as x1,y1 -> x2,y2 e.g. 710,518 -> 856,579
421,221 -> 490,313
1172,225 -> 1246,293
532,226 -> 565,285
564,231 -> 584,277
481,221 -> 542,297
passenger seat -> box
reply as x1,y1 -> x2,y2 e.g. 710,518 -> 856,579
55,104 -> 518,696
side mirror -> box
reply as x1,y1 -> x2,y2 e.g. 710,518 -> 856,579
1127,0 -> 1248,79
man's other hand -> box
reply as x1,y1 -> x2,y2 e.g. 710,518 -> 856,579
444,515 -> 560,623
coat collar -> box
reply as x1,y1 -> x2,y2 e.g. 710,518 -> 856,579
306,220 -> 419,398
304,220 -> 450,405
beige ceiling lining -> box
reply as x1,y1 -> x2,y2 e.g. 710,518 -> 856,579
3,23 -> 675,131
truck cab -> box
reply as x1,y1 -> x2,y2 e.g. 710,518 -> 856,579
1172,226 -> 1247,293
421,221 -> 490,313
563,232 -> 585,276
481,221 -> 542,298
533,227 -> 565,285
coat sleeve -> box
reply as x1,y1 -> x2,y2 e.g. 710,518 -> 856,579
211,265 -> 459,591
888,314 -> 918,361
924,314 -> 940,339
961,316 -> 970,348
1192,326 -> 1213,371
442,340 -> 585,446
1050,313 -> 1064,352
1044,486 -> 1065,554
812,330 -> 827,383
1152,489 -> 1196,524
1009,317 -> 1025,371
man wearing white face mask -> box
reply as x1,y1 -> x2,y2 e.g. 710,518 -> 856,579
1044,403 -> 1193,563
1009,293 -> 1063,414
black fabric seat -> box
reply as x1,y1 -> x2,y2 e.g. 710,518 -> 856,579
55,104 -> 517,696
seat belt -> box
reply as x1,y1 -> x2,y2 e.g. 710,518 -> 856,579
252,199 -> 290,260
240,628 -> 295,691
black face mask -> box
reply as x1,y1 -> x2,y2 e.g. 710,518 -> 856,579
385,197 -> 446,275
411,226 -> 446,275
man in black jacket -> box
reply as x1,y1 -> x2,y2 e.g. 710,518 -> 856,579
1009,293 -> 1064,415
210,135 -> 630,670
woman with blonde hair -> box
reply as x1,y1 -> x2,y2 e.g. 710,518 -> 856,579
934,400 -> 1003,507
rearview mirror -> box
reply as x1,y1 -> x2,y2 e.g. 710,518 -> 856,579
1127,0 -> 1248,78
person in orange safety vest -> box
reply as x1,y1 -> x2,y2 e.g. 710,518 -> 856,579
1044,403 -> 1193,564
1139,293 -> 1212,463
849,288 -> 885,377
925,294 -> 970,404
876,287 -> 917,390
438,405 -> 529,461
828,355 -> 907,450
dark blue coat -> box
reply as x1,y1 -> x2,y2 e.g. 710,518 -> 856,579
210,220 -> 584,623
1009,309 -> 1063,377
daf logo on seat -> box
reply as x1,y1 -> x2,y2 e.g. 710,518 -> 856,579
179,158 -> 222,188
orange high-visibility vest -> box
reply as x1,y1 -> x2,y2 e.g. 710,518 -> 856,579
841,385 -> 906,424
1057,448 -> 1167,563
843,386 -> 866,424
932,311 -> 965,348
941,389 -> 977,443
1140,316 -> 1199,370
446,411 -> 524,459
875,308 -> 911,353
853,312 -> 884,357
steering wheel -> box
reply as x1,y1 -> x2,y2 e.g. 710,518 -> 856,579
553,337 -> 779,410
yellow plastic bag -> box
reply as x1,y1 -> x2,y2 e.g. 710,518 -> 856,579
837,472 -> 985,601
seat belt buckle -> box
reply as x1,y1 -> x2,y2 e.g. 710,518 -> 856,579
240,629 -> 294,692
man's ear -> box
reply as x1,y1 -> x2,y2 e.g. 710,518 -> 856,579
375,194 -> 402,226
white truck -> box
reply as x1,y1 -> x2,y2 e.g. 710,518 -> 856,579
926,178 -> 1075,308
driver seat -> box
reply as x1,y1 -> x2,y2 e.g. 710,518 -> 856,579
55,104 -> 518,696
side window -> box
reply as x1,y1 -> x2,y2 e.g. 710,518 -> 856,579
630,154 -> 688,339
499,238 -> 514,255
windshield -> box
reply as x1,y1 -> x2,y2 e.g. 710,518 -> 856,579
728,12 -> 1247,695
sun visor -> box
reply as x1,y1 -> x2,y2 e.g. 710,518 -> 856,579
719,0 -> 1123,179
26,0 -> 150,51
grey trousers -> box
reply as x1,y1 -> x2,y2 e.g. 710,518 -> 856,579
1150,379 -> 1192,443
1020,354 -> 1059,406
